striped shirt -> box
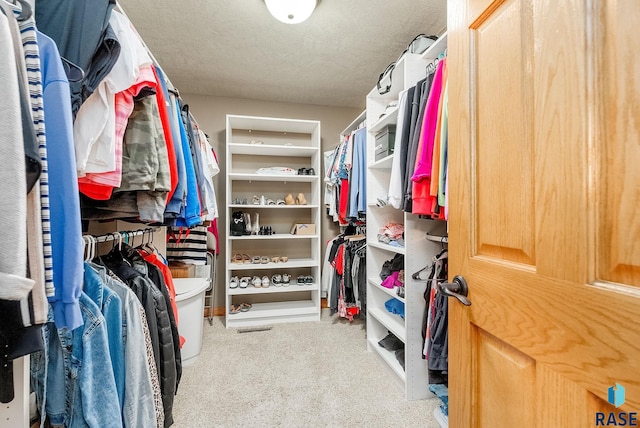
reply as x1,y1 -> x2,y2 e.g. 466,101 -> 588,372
10,5 -> 59,323
166,226 -> 208,265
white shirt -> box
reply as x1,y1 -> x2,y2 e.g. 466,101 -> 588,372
73,11 -> 152,176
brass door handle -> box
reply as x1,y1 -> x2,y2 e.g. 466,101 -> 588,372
437,275 -> 471,306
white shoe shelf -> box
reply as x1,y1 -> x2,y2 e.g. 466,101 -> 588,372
225,115 -> 322,328
364,34 -> 448,401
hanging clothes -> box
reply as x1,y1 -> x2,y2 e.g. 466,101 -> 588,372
422,250 -> 449,385
388,90 -> 409,209
35,0 -> 119,116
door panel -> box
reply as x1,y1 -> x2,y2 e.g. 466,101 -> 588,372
473,0 -> 535,266
476,329 -> 536,427
532,0 -> 589,283
448,0 -> 640,426
599,0 -> 640,287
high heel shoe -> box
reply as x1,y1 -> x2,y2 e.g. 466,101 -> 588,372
296,193 -> 307,205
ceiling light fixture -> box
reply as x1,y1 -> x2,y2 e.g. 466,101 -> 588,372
265,0 -> 317,24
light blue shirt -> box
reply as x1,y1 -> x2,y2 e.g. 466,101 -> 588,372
348,127 -> 367,218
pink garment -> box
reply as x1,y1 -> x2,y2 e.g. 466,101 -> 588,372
381,271 -> 401,289
411,60 -> 445,183
78,65 -> 157,199
411,60 -> 445,215
380,222 -> 404,240
207,218 -> 219,255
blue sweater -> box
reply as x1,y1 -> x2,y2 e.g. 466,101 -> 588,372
38,31 -> 83,330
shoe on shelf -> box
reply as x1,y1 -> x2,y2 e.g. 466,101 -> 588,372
306,168 -> 315,175
239,302 -> 252,312
297,275 -> 305,285
229,276 -> 239,289
297,168 -> 305,175
244,213 -> 252,235
251,256 -> 261,264
272,274 -> 282,287
260,195 -> 266,205
261,276 -> 270,287
260,256 -> 270,264
252,195 -> 260,205
276,198 -> 285,205
282,274 -> 291,286
284,193 -> 295,205
251,276 -> 262,288
230,211 -> 246,236
296,193 -> 307,205
305,275 -> 314,284
239,277 -> 250,288
229,304 -> 241,315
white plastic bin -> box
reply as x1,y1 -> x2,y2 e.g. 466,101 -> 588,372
174,277 -> 210,366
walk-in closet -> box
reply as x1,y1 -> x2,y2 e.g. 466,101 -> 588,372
2,0 -> 639,427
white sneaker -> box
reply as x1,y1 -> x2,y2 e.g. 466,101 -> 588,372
229,276 -> 239,289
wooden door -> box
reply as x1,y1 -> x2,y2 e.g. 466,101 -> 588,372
447,0 -> 640,426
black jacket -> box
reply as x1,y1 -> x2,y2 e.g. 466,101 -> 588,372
101,245 -> 178,427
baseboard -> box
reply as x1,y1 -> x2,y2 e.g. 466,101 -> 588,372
204,298 -> 328,317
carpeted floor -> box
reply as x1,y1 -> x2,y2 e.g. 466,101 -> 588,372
172,309 -> 440,427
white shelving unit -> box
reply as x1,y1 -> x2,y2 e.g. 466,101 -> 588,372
365,34 -> 448,401
225,115 -> 322,328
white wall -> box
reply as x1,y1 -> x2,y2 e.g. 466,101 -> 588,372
182,94 -> 363,308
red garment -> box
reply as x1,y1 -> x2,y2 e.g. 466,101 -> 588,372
152,65 -> 178,203
338,178 -> 349,225
140,250 -> 185,348
334,245 -> 345,276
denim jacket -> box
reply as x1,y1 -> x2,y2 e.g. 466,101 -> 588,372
83,263 -> 124,410
89,262 -> 156,428
31,294 -> 121,428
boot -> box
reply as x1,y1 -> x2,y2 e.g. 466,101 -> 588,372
230,211 -> 246,236
244,212 -> 252,235
252,213 -> 260,235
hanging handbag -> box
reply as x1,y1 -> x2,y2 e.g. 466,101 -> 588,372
376,34 -> 439,95
376,62 -> 396,95
408,34 -> 438,55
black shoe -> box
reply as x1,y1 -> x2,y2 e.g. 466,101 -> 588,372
306,168 -> 315,176
305,275 -> 314,284
230,211 -> 245,236
297,168 -> 305,175
297,275 -> 305,285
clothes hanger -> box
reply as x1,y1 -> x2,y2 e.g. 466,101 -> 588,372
60,57 -> 85,83
13,0 -> 32,21
412,263 -> 433,281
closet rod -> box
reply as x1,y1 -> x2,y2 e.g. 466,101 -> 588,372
84,227 -> 159,244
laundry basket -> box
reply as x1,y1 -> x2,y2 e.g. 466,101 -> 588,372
174,277 -> 210,366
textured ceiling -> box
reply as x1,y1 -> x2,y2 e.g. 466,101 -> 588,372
120,1 -> 447,108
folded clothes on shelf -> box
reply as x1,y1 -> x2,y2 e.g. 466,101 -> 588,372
384,298 -> 405,319
255,166 -> 297,175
